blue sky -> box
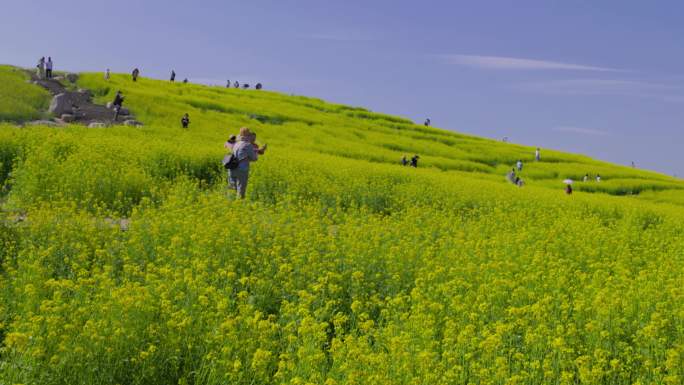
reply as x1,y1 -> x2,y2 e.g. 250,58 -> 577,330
3,0 -> 684,176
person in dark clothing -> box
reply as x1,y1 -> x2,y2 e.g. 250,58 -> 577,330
181,113 -> 190,128
410,155 -> 419,168
243,84 -> 250,89
45,57 -> 53,79
112,91 -> 125,121
183,78 -> 188,84
132,68 -> 140,81
401,155 -> 408,166
424,118 -> 431,126
565,184 -> 573,195
170,70 -> 176,82
256,83 -> 263,90
234,81 -> 239,88
226,80 -> 231,88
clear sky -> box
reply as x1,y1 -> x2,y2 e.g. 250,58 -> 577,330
3,0 -> 684,176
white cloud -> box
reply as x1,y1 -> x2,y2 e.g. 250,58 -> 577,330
516,79 -> 680,98
442,54 -> 623,72
552,126 -> 609,136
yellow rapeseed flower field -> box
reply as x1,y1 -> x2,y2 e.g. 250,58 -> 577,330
1,66 -> 684,384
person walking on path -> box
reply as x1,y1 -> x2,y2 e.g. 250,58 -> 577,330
132,68 -> 140,82
181,113 -> 190,128
565,184 -> 573,195
410,155 -> 419,168
516,159 -> 523,171
424,118 -> 431,127
45,57 -> 53,79
37,57 -> 45,79
227,80 -> 231,88
535,147 -> 541,161
170,70 -> 176,82
105,68 -> 111,80
229,127 -> 259,198
112,91 -> 125,121
234,81 -> 239,88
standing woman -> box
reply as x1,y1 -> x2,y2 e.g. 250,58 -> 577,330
230,127 -> 258,198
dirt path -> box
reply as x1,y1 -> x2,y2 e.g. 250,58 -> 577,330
29,72 -> 138,126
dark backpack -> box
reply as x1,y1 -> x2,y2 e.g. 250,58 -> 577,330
223,153 -> 240,170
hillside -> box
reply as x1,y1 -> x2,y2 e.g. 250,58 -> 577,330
2,65 -> 684,385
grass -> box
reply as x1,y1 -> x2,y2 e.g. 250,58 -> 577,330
1,66 -> 684,385
0,65 -> 51,122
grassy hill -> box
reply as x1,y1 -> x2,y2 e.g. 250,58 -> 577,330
1,65 -> 684,385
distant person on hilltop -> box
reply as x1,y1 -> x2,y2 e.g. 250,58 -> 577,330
112,90 -> 125,121
424,118 -> 431,126
516,159 -> 523,171
132,68 -> 140,82
183,78 -> 188,84
410,155 -> 419,168
256,83 -> 263,90
234,81 -> 239,88
535,147 -> 541,161
243,84 -> 250,89
45,57 -> 53,79
37,57 -> 45,79
181,113 -> 190,128
226,80 -> 231,88
401,155 -> 408,166
170,70 -> 176,82
105,68 -> 110,80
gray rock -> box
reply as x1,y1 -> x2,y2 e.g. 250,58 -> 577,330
26,120 -> 61,127
48,94 -> 73,116
77,89 -> 92,100
53,76 -> 65,81
65,73 -> 78,83
124,119 -> 142,127
88,122 -> 107,128
61,114 -> 74,122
